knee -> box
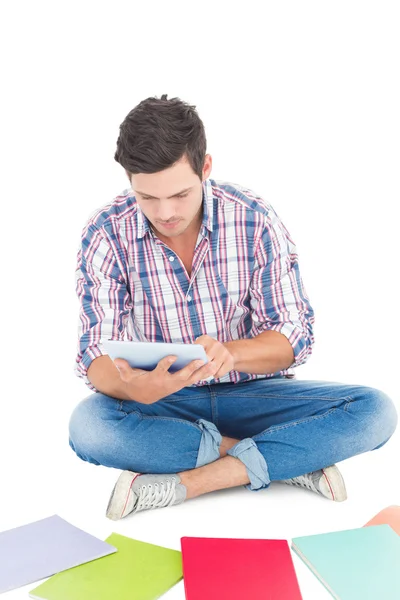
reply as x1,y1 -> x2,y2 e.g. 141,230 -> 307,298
68,393 -> 116,462
354,386 -> 398,446
374,388 -> 398,445
69,394 -> 99,443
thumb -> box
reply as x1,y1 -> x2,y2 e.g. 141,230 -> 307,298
114,359 -> 130,373
114,361 -> 131,383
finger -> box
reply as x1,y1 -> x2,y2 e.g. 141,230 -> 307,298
208,357 -> 223,373
194,335 -> 213,354
118,368 -> 143,381
113,359 -> 132,382
189,360 -> 219,382
212,363 -> 226,379
173,358 -> 207,380
199,344 -> 220,362
195,334 -> 213,343
114,358 -> 131,372
155,355 -> 178,373
213,354 -> 234,379
191,358 -> 218,377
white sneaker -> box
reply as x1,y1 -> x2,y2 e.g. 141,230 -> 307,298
278,464 -> 347,502
106,471 -> 187,520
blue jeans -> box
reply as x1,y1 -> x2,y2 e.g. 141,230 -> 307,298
68,376 -> 398,491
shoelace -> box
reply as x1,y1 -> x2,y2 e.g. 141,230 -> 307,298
136,479 -> 177,512
284,473 -> 319,494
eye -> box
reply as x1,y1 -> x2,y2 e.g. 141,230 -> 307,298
177,193 -> 189,199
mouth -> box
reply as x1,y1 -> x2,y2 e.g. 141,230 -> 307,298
158,220 -> 181,229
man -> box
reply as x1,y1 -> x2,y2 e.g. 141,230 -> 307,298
69,94 -> 398,521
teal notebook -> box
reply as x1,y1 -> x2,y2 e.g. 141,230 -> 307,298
292,524 -> 400,600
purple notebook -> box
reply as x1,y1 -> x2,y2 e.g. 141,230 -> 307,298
0,514 -> 117,594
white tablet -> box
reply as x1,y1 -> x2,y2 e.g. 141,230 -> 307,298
102,339 -> 208,373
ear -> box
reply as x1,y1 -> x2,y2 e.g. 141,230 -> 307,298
202,154 -> 212,180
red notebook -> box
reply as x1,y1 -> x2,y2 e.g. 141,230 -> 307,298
181,537 -> 303,599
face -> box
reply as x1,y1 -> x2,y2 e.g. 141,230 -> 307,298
128,153 -> 212,242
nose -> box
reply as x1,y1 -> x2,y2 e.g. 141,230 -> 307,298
156,201 -> 177,222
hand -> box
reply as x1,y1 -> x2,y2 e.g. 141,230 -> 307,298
194,334 -> 235,379
113,355 -> 218,404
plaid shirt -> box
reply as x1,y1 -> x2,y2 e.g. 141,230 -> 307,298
74,178 -> 315,392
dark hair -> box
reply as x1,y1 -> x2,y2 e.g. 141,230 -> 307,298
114,94 -> 207,180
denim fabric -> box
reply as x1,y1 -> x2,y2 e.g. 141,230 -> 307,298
226,438 -> 270,491
68,376 -> 398,491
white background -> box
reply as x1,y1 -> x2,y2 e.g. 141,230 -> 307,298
0,1 -> 399,598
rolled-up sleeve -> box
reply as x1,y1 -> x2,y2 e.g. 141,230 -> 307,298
249,208 -> 315,368
74,221 -> 133,391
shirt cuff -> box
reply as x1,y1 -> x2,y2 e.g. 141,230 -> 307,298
266,323 -> 312,368
74,344 -> 109,392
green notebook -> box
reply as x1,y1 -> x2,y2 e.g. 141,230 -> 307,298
292,524 -> 400,600
29,533 -> 183,600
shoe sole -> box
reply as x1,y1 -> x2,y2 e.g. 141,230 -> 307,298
106,471 -> 139,521
321,465 -> 347,502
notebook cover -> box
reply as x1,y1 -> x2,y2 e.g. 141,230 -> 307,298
364,505 -> 400,536
0,514 -> 116,594
291,524 -> 400,600
29,533 -> 183,600
181,536 -> 303,599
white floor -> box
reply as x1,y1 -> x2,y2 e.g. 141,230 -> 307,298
2,376 -> 399,600
2,2 -> 399,598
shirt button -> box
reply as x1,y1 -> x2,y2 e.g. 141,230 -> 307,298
187,295 -> 192,302
169,256 -> 175,262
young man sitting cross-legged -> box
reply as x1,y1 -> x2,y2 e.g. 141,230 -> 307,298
69,95 -> 398,520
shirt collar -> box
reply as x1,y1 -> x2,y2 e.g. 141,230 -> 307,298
135,178 -> 214,240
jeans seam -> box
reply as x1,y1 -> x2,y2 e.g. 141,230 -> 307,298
253,406 -> 338,439
139,413 -> 205,429
343,398 -> 353,412
210,387 -> 218,427
216,393 -> 353,401
117,400 -> 129,415
157,394 -> 206,404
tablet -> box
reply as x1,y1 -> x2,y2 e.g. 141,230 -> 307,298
102,339 -> 209,373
